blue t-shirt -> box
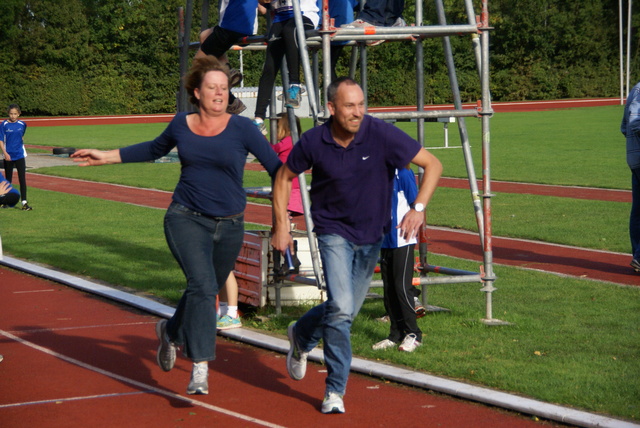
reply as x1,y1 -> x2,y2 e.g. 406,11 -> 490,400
382,168 -> 418,249
0,175 -> 20,206
1,120 -> 27,161
120,113 -> 282,217
287,115 -> 422,245
220,0 -> 259,35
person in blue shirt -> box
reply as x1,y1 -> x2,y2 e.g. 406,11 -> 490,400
0,175 -> 20,208
621,81 -> 640,273
272,77 -> 442,414
1,105 -> 32,211
72,56 -> 282,396
372,166 -> 423,352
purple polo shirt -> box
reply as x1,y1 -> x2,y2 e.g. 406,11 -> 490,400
286,115 -> 422,245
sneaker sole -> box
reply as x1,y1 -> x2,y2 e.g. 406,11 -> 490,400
217,322 -> 243,331
186,387 -> 209,395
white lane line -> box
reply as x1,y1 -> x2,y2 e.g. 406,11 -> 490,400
13,289 -> 56,294
0,391 -> 149,409
6,321 -> 156,335
0,329 -> 286,428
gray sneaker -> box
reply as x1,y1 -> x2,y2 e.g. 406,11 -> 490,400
321,392 -> 345,414
286,322 -> 308,380
155,319 -> 177,372
631,258 -> 640,272
392,17 -> 407,27
186,362 -> 209,395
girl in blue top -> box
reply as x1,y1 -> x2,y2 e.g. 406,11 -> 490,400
1,104 -> 31,210
72,56 -> 282,396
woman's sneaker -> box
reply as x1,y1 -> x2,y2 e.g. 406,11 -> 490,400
321,392 -> 345,414
217,315 -> 242,330
285,85 -> 302,108
187,362 -> 209,395
398,333 -> 421,352
155,319 -> 177,371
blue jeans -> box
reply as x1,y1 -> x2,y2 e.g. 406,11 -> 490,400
294,233 -> 383,395
631,169 -> 640,260
163,202 -> 244,362
358,0 -> 405,26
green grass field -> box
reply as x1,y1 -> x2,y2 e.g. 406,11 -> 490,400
3,105 -> 638,421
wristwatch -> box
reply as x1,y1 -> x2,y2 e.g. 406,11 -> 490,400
413,203 -> 425,213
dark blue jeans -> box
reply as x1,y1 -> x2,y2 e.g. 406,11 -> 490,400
631,169 -> 640,260
163,202 -> 244,362
357,0 -> 405,26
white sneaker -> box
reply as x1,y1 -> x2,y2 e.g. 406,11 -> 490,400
286,322 -> 308,380
372,339 -> 396,350
321,392 -> 345,414
398,333 -> 422,352
187,362 -> 209,395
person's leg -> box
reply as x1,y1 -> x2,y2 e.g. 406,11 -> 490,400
380,248 -> 403,343
254,26 -> 286,120
15,157 -> 27,203
163,203 -> 244,362
390,244 -> 421,341
281,17 -> 313,85
306,234 -> 381,396
630,168 -> 640,263
355,0 -> 387,25
3,160 -> 14,184
384,0 -> 405,25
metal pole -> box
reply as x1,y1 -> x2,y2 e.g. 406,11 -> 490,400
433,0 -> 485,247
626,0 -> 632,95
619,0 -> 625,104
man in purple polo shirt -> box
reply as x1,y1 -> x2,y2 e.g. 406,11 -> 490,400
272,77 -> 442,414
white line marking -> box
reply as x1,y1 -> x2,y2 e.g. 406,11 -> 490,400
13,289 -> 56,294
0,391 -> 148,409
0,329 -> 286,428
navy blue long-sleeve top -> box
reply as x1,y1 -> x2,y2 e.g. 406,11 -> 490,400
120,112 -> 282,217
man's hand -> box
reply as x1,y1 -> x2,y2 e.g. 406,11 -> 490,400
271,226 -> 294,255
397,208 -> 425,241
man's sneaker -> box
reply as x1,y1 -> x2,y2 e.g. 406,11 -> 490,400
21,203 -> 32,211
372,339 -> 396,350
341,19 -> 375,28
217,314 -> 242,330
286,321 -> 308,380
252,119 -> 267,136
376,314 -> 390,323
398,333 -> 422,352
285,85 -> 302,108
392,17 -> 407,27
414,296 -> 426,318
0,354 -> 3,363
155,319 -> 177,372
226,98 -> 246,115
631,259 -> 640,272
186,362 -> 209,395
228,68 -> 243,88
321,392 -> 345,414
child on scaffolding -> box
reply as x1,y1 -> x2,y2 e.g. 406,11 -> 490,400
252,0 -> 319,134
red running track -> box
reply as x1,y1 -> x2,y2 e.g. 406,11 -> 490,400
0,266 -> 563,428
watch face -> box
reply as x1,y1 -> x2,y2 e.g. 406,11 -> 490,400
414,203 -> 424,212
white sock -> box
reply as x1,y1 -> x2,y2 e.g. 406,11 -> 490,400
218,302 -> 228,317
227,306 -> 238,319
21,200 -> 27,205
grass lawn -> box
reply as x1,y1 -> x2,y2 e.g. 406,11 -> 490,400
3,105 -> 638,421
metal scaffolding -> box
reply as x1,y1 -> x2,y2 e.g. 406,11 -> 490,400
178,0 -> 506,324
